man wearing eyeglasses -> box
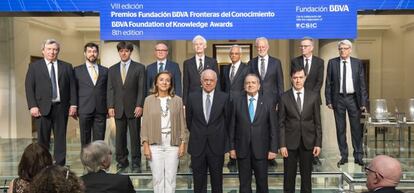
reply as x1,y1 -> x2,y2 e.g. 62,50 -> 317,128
325,39 -> 368,167
146,42 -> 182,96
365,155 -> 403,193
291,37 -> 324,165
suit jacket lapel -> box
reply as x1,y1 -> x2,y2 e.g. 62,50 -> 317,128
57,60 -> 64,81
40,60 -> 51,81
253,95 -> 264,122
335,58 -> 341,85
82,64 -> 95,86
198,92 -> 208,125
124,61 -> 135,85
231,63 -> 244,86
289,90 -> 301,116
350,58 -> 357,87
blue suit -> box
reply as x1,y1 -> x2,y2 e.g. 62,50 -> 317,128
146,60 -> 182,97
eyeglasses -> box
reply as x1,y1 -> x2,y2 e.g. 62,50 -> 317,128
299,45 -> 311,48
338,47 -> 350,51
155,49 -> 168,52
365,166 -> 384,179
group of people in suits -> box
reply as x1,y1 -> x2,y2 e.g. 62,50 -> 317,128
24,35 -> 368,193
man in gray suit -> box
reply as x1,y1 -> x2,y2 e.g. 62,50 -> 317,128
325,39 -> 368,166
74,42 -> 108,148
107,41 -> 145,172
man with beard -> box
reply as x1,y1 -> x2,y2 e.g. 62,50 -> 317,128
74,42 -> 108,148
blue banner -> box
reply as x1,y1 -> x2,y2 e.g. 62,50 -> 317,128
100,0 -> 356,40
0,0 -> 97,12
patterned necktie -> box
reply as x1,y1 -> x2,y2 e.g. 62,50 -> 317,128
158,62 -> 164,73
50,62 -> 57,100
205,94 -> 211,122
230,64 -> 236,83
304,58 -> 309,76
260,57 -> 266,80
121,62 -> 127,84
248,97 -> 255,122
296,92 -> 302,113
342,61 -> 347,94
198,58 -> 203,74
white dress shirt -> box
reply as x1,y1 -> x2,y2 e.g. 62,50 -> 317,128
157,59 -> 167,72
340,58 -> 355,94
119,59 -> 131,75
229,60 -> 241,79
86,61 -> 99,85
196,55 -> 205,69
303,55 -> 312,74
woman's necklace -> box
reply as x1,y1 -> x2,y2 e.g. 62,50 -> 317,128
160,97 -> 170,118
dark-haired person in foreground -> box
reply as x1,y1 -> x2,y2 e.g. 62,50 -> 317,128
7,143 -> 53,193
81,140 -> 135,193
30,165 -> 84,193
107,41 -> 145,172
74,42 -> 108,148
279,65 -> 322,193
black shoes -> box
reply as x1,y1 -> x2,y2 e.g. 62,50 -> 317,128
116,163 -> 129,173
131,163 -> 142,173
227,159 -> 237,172
268,159 -> 277,167
354,159 -> 364,166
313,157 -> 322,165
337,158 -> 348,167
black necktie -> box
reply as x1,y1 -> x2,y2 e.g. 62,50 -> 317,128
198,58 -> 203,74
296,92 -> 302,113
304,58 -> 309,76
50,62 -> 57,100
342,61 -> 347,94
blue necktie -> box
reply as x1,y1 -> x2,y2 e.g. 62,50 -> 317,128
248,97 -> 255,122
50,62 -> 57,100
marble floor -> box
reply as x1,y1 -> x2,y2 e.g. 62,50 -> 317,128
1,124 -> 414,192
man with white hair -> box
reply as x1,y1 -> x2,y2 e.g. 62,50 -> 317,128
365,155 -> 403,193
186,69 -> 229,193
325,39 -> 368,167
183,35 -> 220,105
81,140 -> 135,193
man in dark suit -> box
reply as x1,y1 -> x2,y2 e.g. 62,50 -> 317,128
229,73 -> 278,193
365,155 -> 403,193
248,37 -> 284,105
325,39 -> 368,166
74,42 -> 108,148
25,39 -> 77,166
146,42 -> 182,96
183,35 -> 220,105
186,69 -> 229,193
107,41 -> 145,172
81,140 -> 135,193
279,65 -> 322,193
220,44 -> 250,170
291,37 -> 324,165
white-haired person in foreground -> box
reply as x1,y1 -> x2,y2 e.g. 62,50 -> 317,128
364,155 -> 403,193
81,140 -> 135,193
